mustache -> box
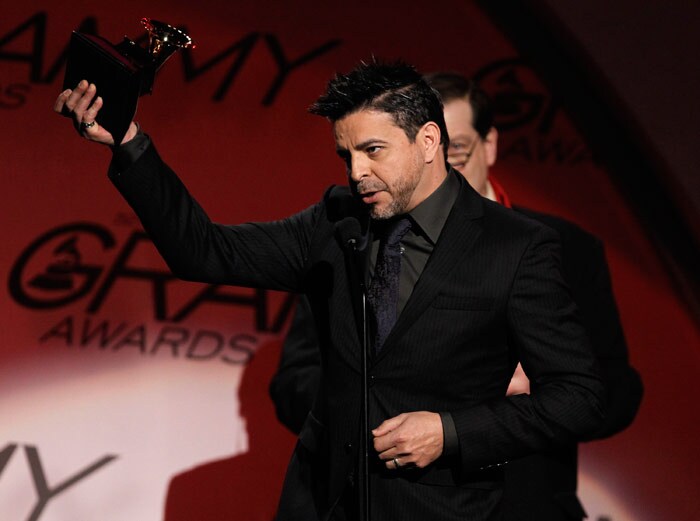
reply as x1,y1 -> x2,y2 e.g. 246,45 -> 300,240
353,179 -> 388,195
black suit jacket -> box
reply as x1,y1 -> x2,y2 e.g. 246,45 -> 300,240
271,207 -> 642,520
110,143 -> 605,521
502,208 -> 642,521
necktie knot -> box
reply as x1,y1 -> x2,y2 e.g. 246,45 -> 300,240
382,217 -> 412,247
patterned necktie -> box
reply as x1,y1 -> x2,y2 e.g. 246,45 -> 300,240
367,218 -> 412,352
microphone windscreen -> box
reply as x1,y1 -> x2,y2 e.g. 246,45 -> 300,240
336,217 -> 362,251
327,186 -> 360,221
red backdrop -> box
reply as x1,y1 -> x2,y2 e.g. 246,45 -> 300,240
2,1 -> 699,520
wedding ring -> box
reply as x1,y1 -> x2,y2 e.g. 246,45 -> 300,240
80,120 -> 97,130
392,458 -> 400,469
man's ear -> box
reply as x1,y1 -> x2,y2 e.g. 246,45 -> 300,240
484,127 -> 498,167
419,121 -> 441,163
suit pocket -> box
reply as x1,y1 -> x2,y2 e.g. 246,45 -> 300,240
298,410 -> 328,455
431,295 -> 494,310
413,464 -> 503,490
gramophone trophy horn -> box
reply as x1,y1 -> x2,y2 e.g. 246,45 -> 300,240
62,18 -> 194,145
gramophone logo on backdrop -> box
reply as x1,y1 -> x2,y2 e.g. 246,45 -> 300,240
28,236 -> 83,292
474,58 -> 593,165
8,221 -> 295,364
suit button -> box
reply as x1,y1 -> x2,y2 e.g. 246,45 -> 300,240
368,375 -> 375,387
344,442 -> 353,453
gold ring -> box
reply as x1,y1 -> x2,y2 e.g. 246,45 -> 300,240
80,120 -> 96,130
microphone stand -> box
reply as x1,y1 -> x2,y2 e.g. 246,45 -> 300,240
336,214 -> 370,521
345,234 -> 371,521
359,276 -> 371,521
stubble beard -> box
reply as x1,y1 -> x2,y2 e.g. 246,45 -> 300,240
369,159 -> 422,220
369,182 -> 413,220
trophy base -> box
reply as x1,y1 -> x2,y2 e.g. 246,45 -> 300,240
63,32 -> 143,145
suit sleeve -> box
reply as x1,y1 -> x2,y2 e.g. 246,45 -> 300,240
269,295 -> 322,435
575,240 -> 643,439
450,226 -> 606,471
107,141 -> 318,292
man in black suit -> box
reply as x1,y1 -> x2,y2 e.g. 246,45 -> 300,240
56,61 -> 605,521
270,71 -> 643,520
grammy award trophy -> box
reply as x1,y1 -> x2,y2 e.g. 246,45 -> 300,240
62,18 -> 194,144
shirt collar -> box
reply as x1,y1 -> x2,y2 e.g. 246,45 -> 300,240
408,169 -> 460,245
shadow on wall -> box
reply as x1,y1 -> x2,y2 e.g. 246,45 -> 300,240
163,338 -> 297,521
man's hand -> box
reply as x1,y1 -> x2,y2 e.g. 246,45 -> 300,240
506,363 -> 531,396
372,411 -> 443,470
53,79 -> 138,146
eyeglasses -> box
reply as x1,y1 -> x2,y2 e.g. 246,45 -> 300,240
447,139 -> 479,167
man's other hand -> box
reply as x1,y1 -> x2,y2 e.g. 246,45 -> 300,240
372,411 -> 444,470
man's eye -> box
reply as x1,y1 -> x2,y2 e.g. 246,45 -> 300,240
451,142 -> 467,151
366,146 -> 381,154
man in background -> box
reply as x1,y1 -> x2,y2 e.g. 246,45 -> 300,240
270,71 -> 643,520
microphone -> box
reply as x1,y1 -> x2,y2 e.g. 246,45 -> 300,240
336,217 -> 362,253
327,186 -> 361,220
328,185 -> 370,257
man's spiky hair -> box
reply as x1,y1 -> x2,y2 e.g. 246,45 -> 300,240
310,59 -> 449,151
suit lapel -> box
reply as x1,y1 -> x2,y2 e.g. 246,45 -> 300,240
373,176 -> 485,364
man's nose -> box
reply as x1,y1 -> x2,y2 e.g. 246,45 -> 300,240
348,156 -> 370,183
